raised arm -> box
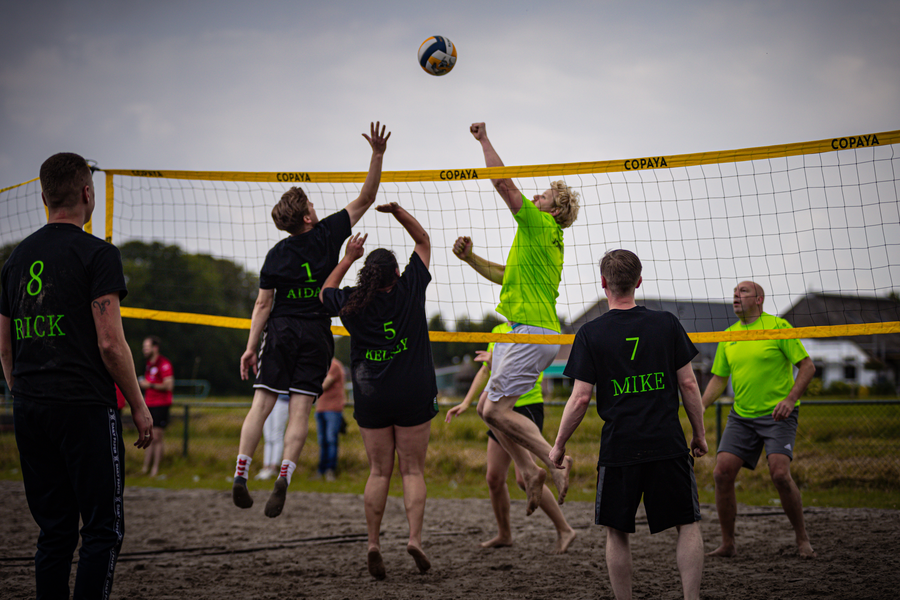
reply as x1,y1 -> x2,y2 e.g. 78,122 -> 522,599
240,288 -> 275,381
345,122 -> 391,226
470,122 -> 522,214
375,202 -> 430,268
91,293 -> 154,448
452,236 -> 504,284
320,233 -> 368,301
676,362 -> 708,458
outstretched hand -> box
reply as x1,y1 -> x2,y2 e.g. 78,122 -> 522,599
362,121 -> 391,154
470,122 -> 487,141
452,236 -> 473,261
344,232 -> 367,262
375,202 -> 400,214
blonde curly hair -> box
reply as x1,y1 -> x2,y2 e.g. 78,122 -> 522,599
550,180 -> 580,229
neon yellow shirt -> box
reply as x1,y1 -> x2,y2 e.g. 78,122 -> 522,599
711,312 -> 809,418
496,196 -> 563,333
487,322 -> 543,407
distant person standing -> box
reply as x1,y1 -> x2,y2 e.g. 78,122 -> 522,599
0,152 -> 153,599
257,394 -> 290,481
139,335 -> 174,477
702,280 -> 816,559
316,358 -> 347,481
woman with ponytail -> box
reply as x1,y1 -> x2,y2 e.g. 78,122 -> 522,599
320,202 -> 436,581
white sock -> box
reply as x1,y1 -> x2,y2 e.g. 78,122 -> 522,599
235,454 -> 252,479
279,460 -> 297,485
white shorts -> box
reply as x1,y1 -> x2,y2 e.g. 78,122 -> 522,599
487,324 -> 560,402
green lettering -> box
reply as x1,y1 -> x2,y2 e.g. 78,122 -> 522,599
612,378 -> 630,396
48,314 -> 65,337
300,262 -> 315,283
286,289 -> 297,299
655,372 -> 665,389
33,315 -> 45,337
24,317 -> 31,338
27,261 -> 44,296
626,337 -> 639,360
14,318 -> 25,340
640,373 -> 654,392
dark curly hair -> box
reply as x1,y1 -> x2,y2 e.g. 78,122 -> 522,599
340,248 -> 399,317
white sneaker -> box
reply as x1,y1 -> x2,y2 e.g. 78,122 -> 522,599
255,468 -> 275,481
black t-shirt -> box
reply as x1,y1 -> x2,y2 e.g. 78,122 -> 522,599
321,252 -> 437,404
259,210 -> 351,320
564,306 -> 699,467
0,223 -> 127,407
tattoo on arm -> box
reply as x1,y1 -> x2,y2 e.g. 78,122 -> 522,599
92,299 -> 111,315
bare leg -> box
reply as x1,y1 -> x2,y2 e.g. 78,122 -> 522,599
675,522 -> 704,600
605,527 -> 632,600
491,426 -> 545,515
534,481 -> 577,554
149,427 -> 164,477
281,393 -> 315,464
264,393 -> 314,518
359,426 -> 395,580
395,421 -> 432,573
233,389 -> 278,508
482,396 -> 572,503
768,453 -> 816,558
237,388 -> 278,457
707,451 -> 743,557
482,437 -> 514,548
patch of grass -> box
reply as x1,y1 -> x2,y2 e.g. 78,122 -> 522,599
1,398 -> 898,510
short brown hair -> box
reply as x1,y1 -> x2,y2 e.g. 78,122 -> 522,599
271,187 -> 310,234
600,249 -> 642,296
144,335 -> 161,348
550,181 -> 580,229
40,152 -> 92,210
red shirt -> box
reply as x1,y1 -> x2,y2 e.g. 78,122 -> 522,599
115,385 -> 126,410
144,355 -> 174,407
316,359 -> 346,413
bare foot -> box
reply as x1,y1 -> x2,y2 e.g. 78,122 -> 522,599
525,470 -> 547,516
232,478 -> 253,509
552,528 -> 577,555
407,543 -> 431,573
798,541 -> 817,558
264,477 -> 287,518
706,544 -> 737,558
551,456 -> 573,505
367,547 -> 386,580
480,535 -> 513,549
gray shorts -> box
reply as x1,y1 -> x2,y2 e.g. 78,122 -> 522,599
487,324 -> 559,403
717,407 -> 799,469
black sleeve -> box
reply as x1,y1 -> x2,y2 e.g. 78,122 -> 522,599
400,252 -> 431,300
91,243 -> 128,301
321,209 -> 352,243
563,327 -> 598,384
671,314 -> 699,370
321,286 -> 350,316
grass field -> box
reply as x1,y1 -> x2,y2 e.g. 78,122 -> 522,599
1,397 -> 898,510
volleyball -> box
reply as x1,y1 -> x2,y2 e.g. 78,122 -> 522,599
417,36 -> 457,76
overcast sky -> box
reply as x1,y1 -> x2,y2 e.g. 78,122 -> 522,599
2,0 -> 898,321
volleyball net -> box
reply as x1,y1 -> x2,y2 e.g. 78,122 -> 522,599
2,129 -> 899,345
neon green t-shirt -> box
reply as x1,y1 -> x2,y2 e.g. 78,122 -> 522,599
487,322 -> 543,407
710,312 -> 809,418
496,196 -> 563,333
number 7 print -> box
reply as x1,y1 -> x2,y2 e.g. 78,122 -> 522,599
626,337 -> 639,360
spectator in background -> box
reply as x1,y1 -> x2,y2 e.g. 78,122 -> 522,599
317,358 -> 347,481
139,335 -> 174,477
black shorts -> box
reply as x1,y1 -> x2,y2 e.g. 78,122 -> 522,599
487,403 -> 544,443
148,405 -> 171,429
595,454 -> 701,534
354,395 -> 438,429
255,316 -> 334,398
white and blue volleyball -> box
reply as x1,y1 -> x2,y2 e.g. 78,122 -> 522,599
417,36 -> 457,76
